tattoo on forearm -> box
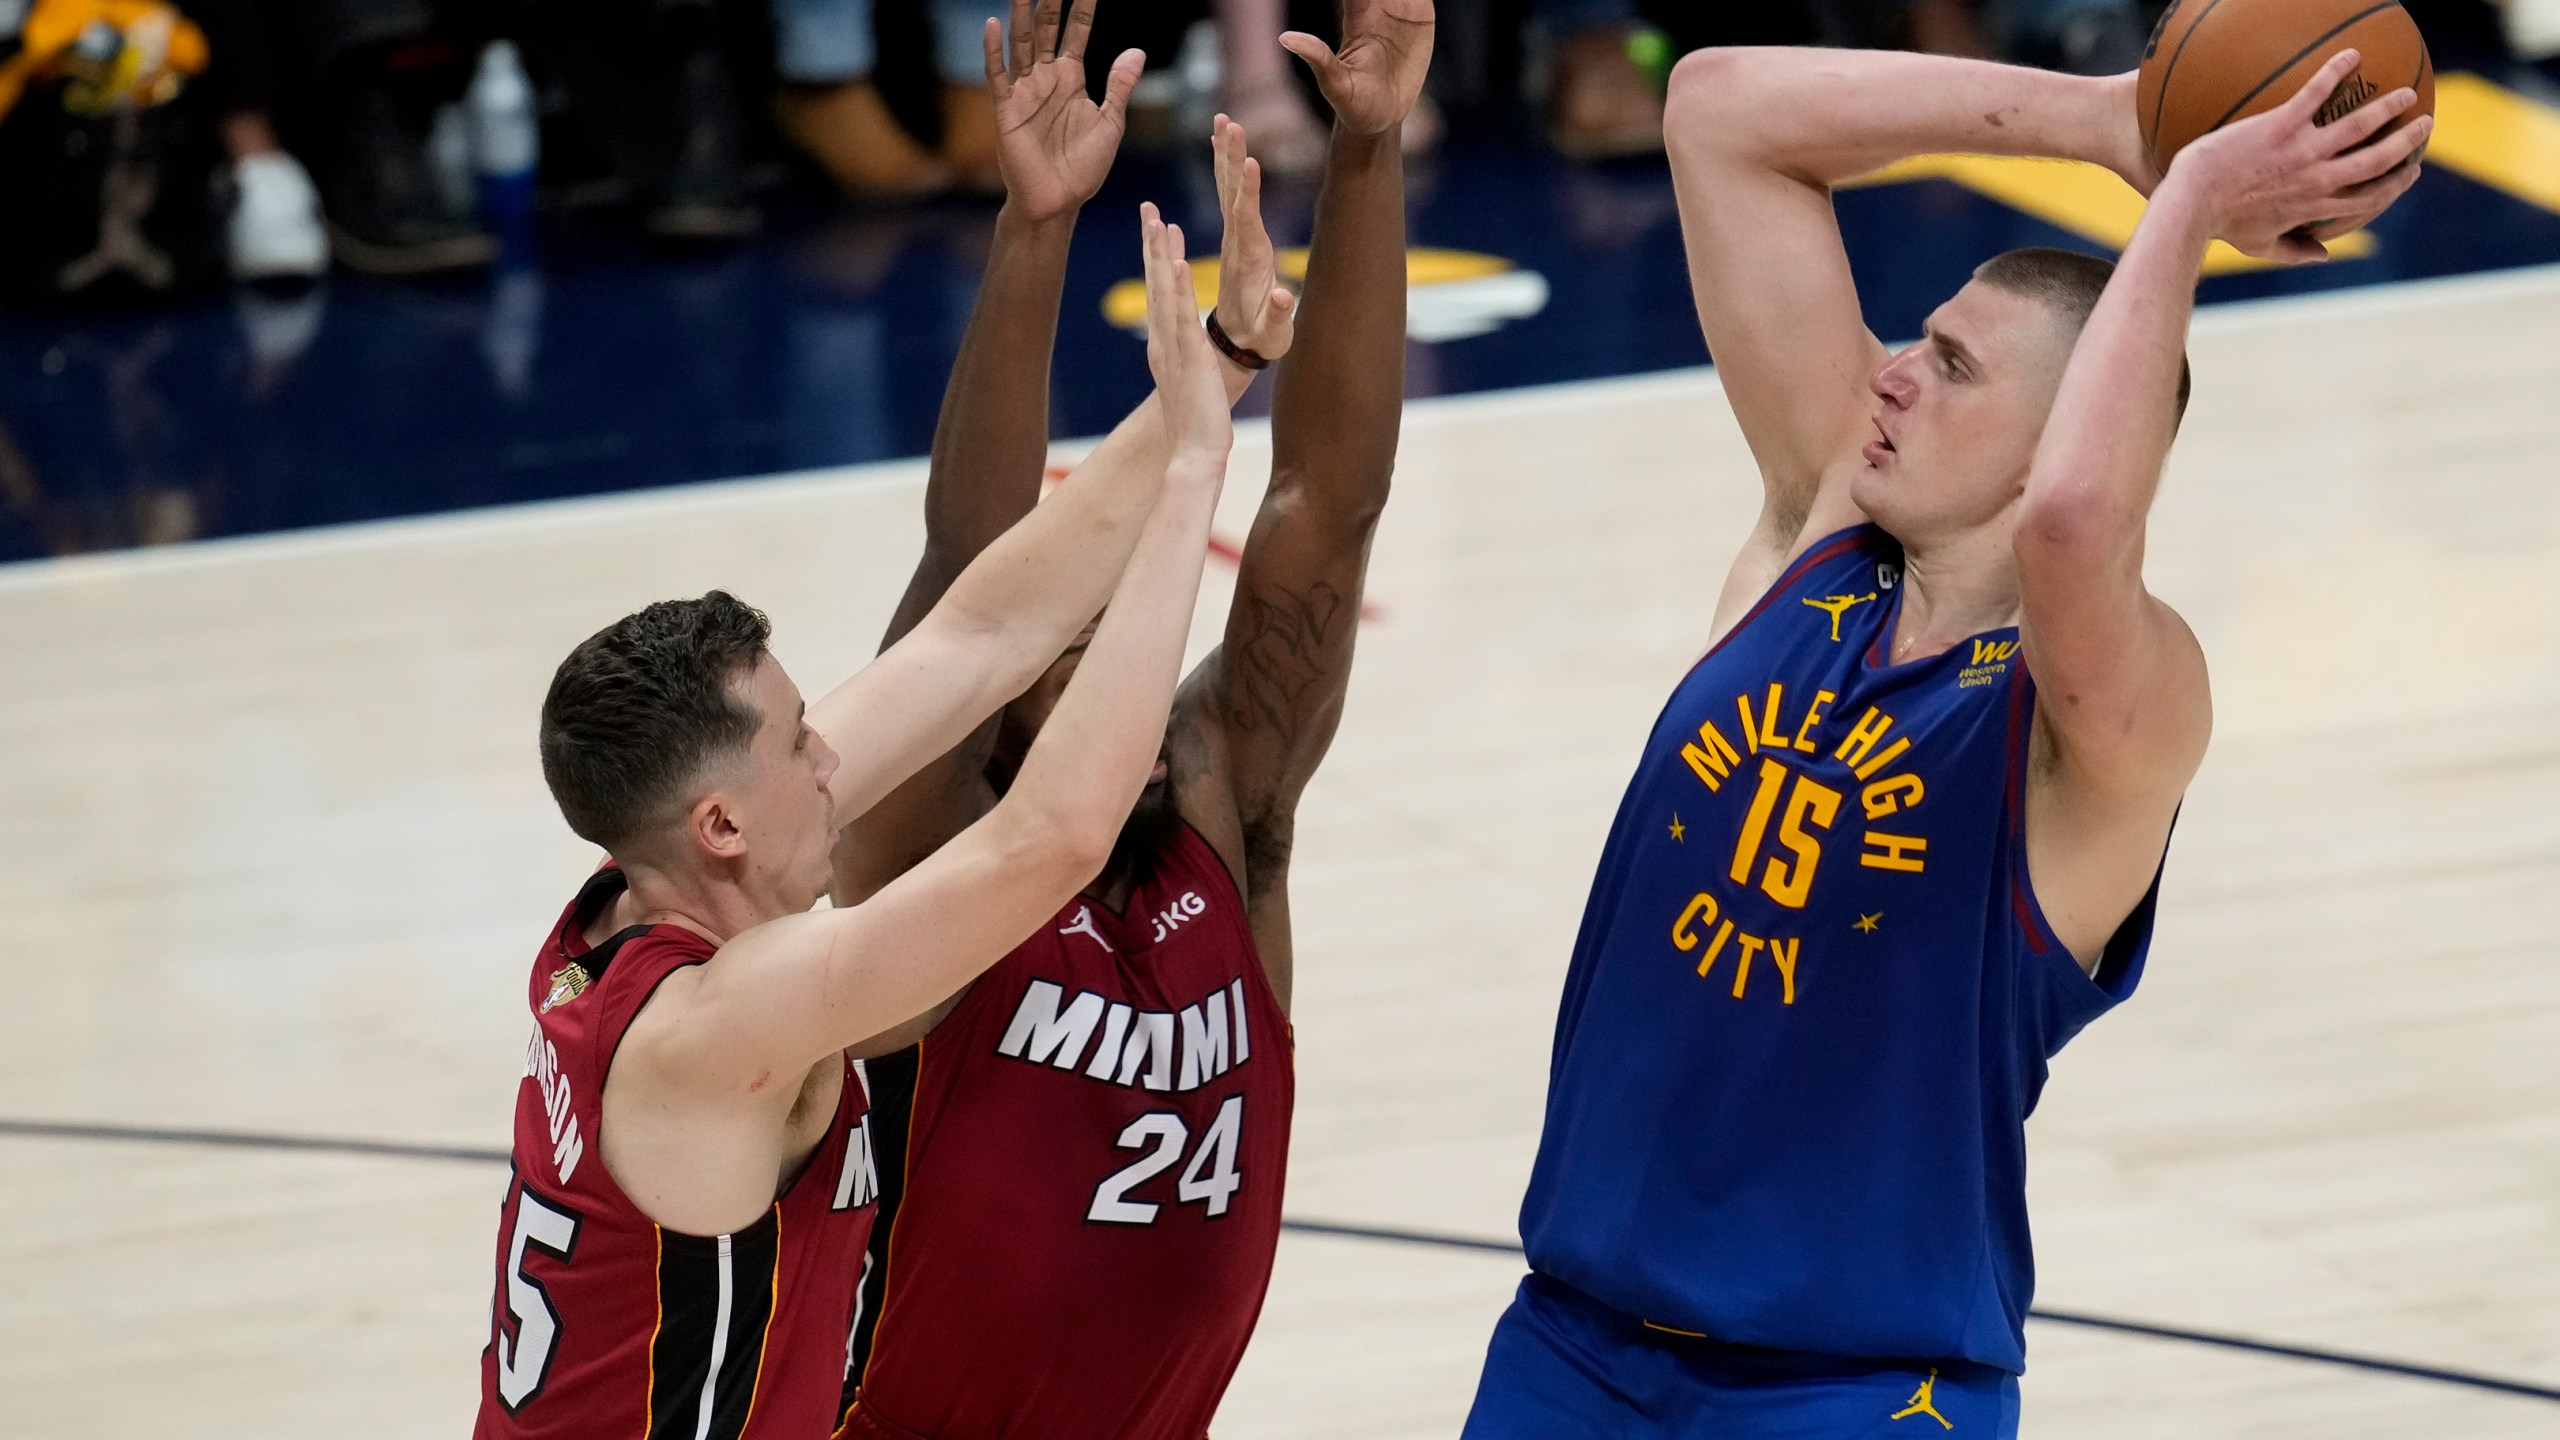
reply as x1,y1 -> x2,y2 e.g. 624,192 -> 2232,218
1225,582 -> 1348,743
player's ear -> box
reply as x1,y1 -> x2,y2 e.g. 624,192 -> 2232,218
688,791 -> 749,862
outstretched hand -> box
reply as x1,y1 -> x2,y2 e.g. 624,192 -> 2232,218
1141,203 -> 1235,465
1210,115 -> 1299,363
985,0 -> 1146,221
2164,49 -> 2430,263
1279,0 -> 1435,138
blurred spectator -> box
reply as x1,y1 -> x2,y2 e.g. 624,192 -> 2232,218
1216,0 -> 1438,175
1540,0 -> 1661,157
1218,0 -> 1324,173
0,0 -> 309,303
258,0 -> 763,274
770,0 -> 999,196
188,0 -> 330,280
222,116 -> 329,282
1998,0 -> 2145,74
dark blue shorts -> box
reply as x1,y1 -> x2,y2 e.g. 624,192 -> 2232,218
1462,1274 -> 2022,1440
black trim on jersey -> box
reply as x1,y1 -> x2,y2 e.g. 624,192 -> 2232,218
560,866 -> 687,988
569,864 -> 629,922
839,1042 -> 919,1418
648,1210 -> 781,1440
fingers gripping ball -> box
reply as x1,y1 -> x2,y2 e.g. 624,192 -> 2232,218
2139,0 -> 2434,204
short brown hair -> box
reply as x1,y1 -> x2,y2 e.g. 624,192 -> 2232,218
539,592 -> 772,857
1974,247 -> 2192,424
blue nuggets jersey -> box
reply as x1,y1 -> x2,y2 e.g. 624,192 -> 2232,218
1518,525 -> 2161,1374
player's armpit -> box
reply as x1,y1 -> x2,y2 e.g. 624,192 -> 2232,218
844,989 -> 967,1060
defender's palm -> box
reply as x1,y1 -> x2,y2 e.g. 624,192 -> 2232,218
1280,0 -> 1435,138
1140,205 -> 1232,461
985,0 -> 1143,220
1211,115 -> 1297,361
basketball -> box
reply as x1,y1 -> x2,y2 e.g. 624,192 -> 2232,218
2138,0 -> 2435,183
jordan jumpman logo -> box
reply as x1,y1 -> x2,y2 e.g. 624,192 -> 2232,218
1891,1368 -> 1953,1429
1802,592 -> 1877,641
1058,905 -> 1115,954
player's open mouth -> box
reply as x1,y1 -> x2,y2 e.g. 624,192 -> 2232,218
1863,418 -> 1896,466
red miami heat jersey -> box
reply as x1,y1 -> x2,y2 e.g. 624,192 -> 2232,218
476,867 -> 883,1440
842,822 -> 1293,1440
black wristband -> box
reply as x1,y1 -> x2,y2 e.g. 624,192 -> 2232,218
1204,309 -> 1271,371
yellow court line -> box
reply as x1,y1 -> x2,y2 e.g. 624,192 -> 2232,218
1849,76 -> 2560,270
2427,72 -> 2560,215
1101,76 -> 2560,327
1850,154 -> 2373,274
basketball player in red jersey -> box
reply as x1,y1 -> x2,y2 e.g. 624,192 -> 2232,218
820,6 -> 1433,1438
472,28 -> 1250,1438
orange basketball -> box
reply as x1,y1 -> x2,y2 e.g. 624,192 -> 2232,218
2138,0 -> 2434,182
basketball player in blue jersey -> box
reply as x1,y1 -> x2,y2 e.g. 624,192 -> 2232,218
1463,46 -> 2431,1438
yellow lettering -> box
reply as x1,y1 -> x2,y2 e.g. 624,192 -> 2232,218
1730,933 -> 1767,999
1791,689 -> 1835,754
1735,693 -> 1762,754
1697,919 -> 1735,979
1671,893 -> 1717,951
1852,736 -> 1913,782
1757,683 -> 1788,749
1759,775 -> 1842,909
1862,832 -> 1929,873
1768,935 -> 1800,1004
1680,721 -> 1742,792
1969,638 -> 2018,665
1833,706 -> 1895,770
1862,773 -> 1924,820
1729,758 -> 1787,886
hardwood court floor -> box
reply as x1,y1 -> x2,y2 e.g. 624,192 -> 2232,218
3,265 -> 2557,1438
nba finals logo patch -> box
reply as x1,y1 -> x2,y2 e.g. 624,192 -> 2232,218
541,963 -> 590,1013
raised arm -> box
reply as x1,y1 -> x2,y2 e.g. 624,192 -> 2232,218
1663,48 -> 2148,616
639,211 -> 1233,1101
879,0 -> 1138,649
2016,54 -> 2426,964
817,0 -> 1138,875
829,117 -> 1298,902
801,0 -> 1163,826
1197,0 -> 1428,894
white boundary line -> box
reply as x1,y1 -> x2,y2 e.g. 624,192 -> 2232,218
6,261 -> 2555,595
0,457 -> 930,594
2188,258 -> 2560,334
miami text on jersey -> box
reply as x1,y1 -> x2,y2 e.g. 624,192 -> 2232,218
996,977 -> 1255,1093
